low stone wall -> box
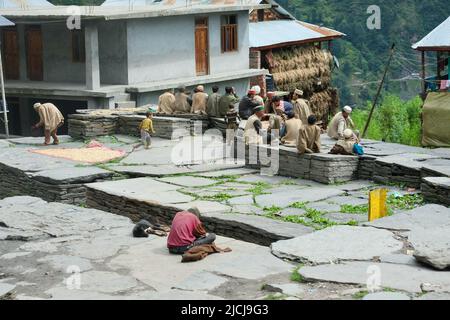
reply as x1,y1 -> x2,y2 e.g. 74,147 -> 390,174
68,114 -> 118,139
238,140 -> 360,184
85,186 -> 309,246
118,115 -> 192,139
0,163 -> 106,205
68,112 -> 209,140
421,177 -> 450,206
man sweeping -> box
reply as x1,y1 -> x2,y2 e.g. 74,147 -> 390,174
32,102 -> 64,145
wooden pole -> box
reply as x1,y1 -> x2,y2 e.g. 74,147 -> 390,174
421,51 -> 426,96
0,47 -> 9,138
362,43 -> 396,139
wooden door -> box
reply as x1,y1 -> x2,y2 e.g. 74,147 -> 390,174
26,26 -> 43,81
1,28 -> 20,80
195,18 -> 209,76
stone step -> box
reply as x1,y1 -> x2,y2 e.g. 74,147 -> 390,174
115,101 -> 136,108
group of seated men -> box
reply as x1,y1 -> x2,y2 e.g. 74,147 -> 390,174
157,84 -> 360,155
157,85 -> 240,117
243,92 -> 360,156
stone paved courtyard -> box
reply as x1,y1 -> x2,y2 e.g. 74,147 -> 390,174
0,134 -> 449,300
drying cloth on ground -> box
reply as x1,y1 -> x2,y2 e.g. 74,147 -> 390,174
181,244 -> 232,263
422,92 -> 450,147
31,146 -> 126,163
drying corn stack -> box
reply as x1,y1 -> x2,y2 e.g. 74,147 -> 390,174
269,45 -> 338,126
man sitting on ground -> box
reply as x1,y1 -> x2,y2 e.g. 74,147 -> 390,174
297,115 -> 321,154
167,207 -> 216,254
272,96 -> 294,115
327,106 -> 359,140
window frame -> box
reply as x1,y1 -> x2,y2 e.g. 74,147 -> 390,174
221,14 -> 238,53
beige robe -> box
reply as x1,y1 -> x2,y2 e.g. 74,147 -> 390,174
336,138 -> 357,154
244,114 -> 263,145
297,124 -> 321,154
281,118 -> 303,146
36,103 -> 64,132
158,92 -> 176,114
327,112 -> 356,140
293,98 -> 312,125
206,93 -> 221,117
174,93 -> 191,114
191,92 -> 209,115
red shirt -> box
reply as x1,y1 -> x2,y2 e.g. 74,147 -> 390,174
167,211 -> 201,248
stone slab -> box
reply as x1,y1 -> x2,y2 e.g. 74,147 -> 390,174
0,283 -> 16,297
158,176 -> 218,187
173,272 -> 228,291
362,292 -> 410,300
87,178 -> 194,204
323,213 -> 368,224
409,226 -> 450,270
37,255 -> 93,272
299,261 -> 450,293
31,167 -> 112,184
198,168 -> 259,178
365,205 -> 450,232
271,226 -> 403,264
256,188 -> 345,208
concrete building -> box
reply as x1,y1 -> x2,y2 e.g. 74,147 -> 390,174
0,2 -> 267,135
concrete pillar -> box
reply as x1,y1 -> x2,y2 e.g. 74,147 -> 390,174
17,25 -> 27,80
19,98 -> 32,136
85,24 -> 100,90
249,50 -> 261,69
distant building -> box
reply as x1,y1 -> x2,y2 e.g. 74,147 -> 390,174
0,2 -> 267,136
412,16 -> 450,148
412,16 -> 450,95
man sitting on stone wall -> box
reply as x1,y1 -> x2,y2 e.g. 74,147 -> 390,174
157,89 -> 176,114
191,85 -> 209,115
327,106 -> 359,140
297,115 -> 321,154
281,111 -> 303,147
173,86 -> 192,114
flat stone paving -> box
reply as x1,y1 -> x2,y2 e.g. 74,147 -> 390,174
1,133 -> 450,300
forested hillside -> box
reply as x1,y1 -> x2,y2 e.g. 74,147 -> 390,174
279,0 -> 450,107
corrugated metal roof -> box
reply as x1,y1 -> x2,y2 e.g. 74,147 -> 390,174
412,16 -> 450,50
0,14 -> 14,26
101,0 -> 261,7
249,19 -> 343,49
0,0 -> 53,8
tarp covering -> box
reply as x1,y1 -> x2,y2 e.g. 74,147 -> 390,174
422,92 -> 450,147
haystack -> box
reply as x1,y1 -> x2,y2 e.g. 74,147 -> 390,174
267,45 -> 338,126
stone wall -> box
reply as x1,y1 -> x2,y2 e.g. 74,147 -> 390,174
0,163 -> 91,205
68,112 -> 209,140
421,177 -> 450,206
85,186 -> 302,246
239,141 -> 360,184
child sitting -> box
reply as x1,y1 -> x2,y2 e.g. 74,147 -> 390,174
139,111 -> 155,149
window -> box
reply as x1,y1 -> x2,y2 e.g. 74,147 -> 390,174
72,30 -> 85,63
221,15 -> 238,53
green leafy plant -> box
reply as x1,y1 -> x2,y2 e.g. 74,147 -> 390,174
340,204 -> 368,214
291,266 -> 305,283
